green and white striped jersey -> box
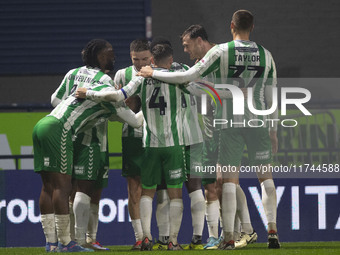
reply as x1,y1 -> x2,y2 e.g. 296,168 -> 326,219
122,68 -> 185,148
114,66 -> 143,138
51,66 -> 114,151
171,62 -> 203,146
51,66 -> 114,104
49,83 -> 118,139
142,70 -> 185,148
194,40 -> 277,129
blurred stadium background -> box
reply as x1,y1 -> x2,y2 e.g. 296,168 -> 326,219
0,0 -> 339,248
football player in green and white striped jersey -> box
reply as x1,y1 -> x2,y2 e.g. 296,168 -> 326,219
138,11 -> 280,250
50,39 -> 115,251
180,24 -> 257,250
113,38 -> 151,250
180,26 -> 222,250
34,39 -> 143,252
76,44 -> 187,250
138,44 -> 187,250
153,38 -> 206,250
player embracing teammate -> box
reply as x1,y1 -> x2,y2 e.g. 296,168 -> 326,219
138,9 -> 280,250
34,9 -> 280,252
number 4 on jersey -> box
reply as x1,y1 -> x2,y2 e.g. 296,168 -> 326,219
149,87 -> 167,115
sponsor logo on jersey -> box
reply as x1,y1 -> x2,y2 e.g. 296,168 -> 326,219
235,46 -> 258,53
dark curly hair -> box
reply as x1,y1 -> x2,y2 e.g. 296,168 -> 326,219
82,39 -> 109,68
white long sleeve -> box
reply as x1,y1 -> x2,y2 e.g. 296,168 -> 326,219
86,76 -> 143,102
50,69 -> 74,107
152,67 -> 201,84
186,81 -> 233,99
115,107 -> 143,128
121,76 -> 144,97
152,44 -> 222,84
86,88 -> 124,102
51,94 -> 62,107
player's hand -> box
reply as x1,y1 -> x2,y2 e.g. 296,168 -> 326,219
137,66 -> 153,77
75,87 -> 88,99
115,83 -> 123,89
269,130 -> 278,154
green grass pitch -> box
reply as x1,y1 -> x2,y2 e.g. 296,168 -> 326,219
1,242 -> 340,254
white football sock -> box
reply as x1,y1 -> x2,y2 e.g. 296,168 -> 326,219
261,179 -> 277,232
140,195 -> 153,240
86,203 -> 99,243
156,189 -> 170,238
206,199 -> 220,238
68,202 -> 75,241
41,213 -> 57,243
169,199 -> 183,244
73,192 -> 91,245
55,214 -> 71,245
131,219 -> 143,242
236,184 -> 253,234
222,182 -> 236,242
189,190 -> 205,237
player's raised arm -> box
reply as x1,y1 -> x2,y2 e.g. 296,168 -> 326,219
139,64 -> 200,84
138,44 -> 222,85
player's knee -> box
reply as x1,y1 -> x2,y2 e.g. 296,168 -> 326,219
185,178 -> 202,193
205,189 -> 218,201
